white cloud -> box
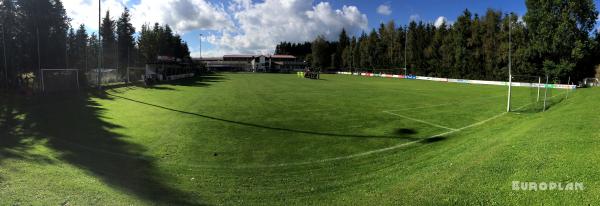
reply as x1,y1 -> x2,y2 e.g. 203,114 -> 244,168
130,0 -> 235,33
377,4 -> 392,16
64,0 -> 369,57
434,16 -> 447,28
63,0 -> 128,30
409,14 -> 420,22
204,0 -> 369,57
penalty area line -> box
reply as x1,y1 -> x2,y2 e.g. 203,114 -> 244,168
382,111 -> 458,131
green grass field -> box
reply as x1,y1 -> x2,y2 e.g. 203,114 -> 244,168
1,73 -> 599,205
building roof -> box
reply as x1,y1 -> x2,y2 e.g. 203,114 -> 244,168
193,57 -> 223,61
223,55 -> 257,58
270,55 -> 296,59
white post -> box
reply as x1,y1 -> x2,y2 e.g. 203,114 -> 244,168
566,76 -> 571,100
537,76 -> 541,102
543,75 -> 549,112
506,20 -> 512,112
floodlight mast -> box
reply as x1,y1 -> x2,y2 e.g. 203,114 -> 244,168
97,0 -> 102,89
404,25 -> 408,76
2,25 -> 7,87
506,18 -> 513,112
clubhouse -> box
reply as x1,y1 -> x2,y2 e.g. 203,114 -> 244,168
193,54 -> 306,72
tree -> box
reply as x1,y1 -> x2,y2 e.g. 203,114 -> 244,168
0,0 -> 18,85
311,35 -> 328,70
525,0 -> 599,81
101,11 -> 117,69
117,7 -> 136,72
74,25 -> 89,70
337,28 -> 350,69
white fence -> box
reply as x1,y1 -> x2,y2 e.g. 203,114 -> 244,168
337,72 -> 576,90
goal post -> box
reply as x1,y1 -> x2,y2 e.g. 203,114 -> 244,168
126,67 -> 146,83
507,74 -> 573,113
507,74 -> 544,113
41,69 -> 80,92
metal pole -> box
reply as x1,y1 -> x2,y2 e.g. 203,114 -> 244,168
97,0 -> 102,88
404,26 -> 408,77
66,40 -> 68,69
2,25 -> 8,88
506,19 -> 512,112
543,75 -> 549,112
199,34 -> 202,59
76,70 -> 80,89
37,27 -> 42,91
566,76 -> 571,99
537,76 -> 541,102
127,47 -> 130,83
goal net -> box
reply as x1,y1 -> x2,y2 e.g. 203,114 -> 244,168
41,69 -> 80,92
508,75 -> 571,113
85,68 -> 123,86
509,75 -> 543,113
127,67 -> 146,83
583,78 -> 599,87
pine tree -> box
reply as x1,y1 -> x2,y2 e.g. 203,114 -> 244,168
117,7 -> 136,72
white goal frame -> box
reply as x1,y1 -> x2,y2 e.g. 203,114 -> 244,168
507,74 -> 544,112
41,69 -> 80,92
583,78 -> 599,87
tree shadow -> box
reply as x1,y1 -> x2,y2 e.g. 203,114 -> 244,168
395,128 -> 418,135
107,93 -> 426,141
0,93 -> 204,205
422,136 -> 447,143
103,74 -> 227,92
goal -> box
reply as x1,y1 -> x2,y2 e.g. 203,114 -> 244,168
41,69 -> 80,92
507,74 -> 572,113
85,68 -> 122,86
127,67 -> 147,83
583,78 -> 599,87
507,75 -> 543,113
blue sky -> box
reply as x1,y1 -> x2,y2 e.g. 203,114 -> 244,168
63,0 -> 599,57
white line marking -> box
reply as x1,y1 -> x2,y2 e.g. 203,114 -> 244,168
205,111 -> 507,169
385,94 -> 505,112
382,111 -> 458,131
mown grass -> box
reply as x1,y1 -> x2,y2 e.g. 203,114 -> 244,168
0,73 -> 595,205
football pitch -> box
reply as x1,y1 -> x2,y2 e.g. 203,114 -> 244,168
1,73 -> 599,205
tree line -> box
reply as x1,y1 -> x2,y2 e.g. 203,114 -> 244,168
276,0 -> 599,82
0,0 -> 192,87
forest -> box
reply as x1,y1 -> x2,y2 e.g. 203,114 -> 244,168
276,0 -> 600,82
0,0 -> 192,87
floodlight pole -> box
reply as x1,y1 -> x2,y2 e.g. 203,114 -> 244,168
97,0 -> 102,89
404,26 -> 408,77
506,19 -> 512,112
543,75 -> 549,112
2,25 -> 7,87
537,76 -> 541,102
566,76 -> 571,99
37,27 -> 42,91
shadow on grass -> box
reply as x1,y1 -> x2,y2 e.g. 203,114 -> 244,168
0,93 -> 204,205
107,93 -> 439,142
101,73 -> 227,92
